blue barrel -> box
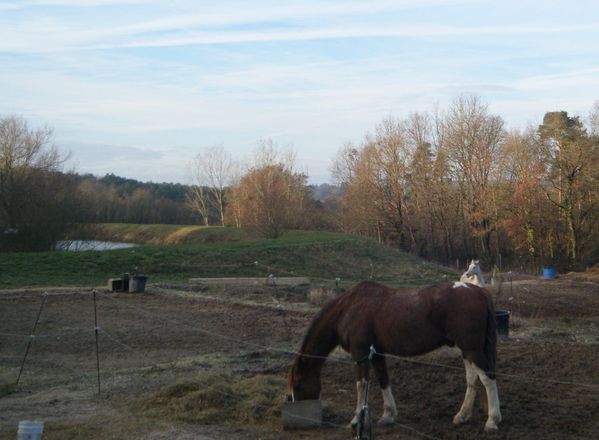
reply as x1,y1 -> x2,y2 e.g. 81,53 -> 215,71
543,267 -> 557,280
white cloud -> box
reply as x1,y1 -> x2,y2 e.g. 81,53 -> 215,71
2,0 -> 599,183
3,0 -> 597,53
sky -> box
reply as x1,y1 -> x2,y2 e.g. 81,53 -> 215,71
1,0 -> 598,184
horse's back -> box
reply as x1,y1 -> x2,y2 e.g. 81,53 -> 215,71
336,281 -> 494,357
336,281 -> 446,355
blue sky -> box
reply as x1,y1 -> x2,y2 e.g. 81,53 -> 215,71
1,0 -> 598,184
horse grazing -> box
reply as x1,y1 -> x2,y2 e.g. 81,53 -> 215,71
458,259 -> 485,287
287,281 -> 501,432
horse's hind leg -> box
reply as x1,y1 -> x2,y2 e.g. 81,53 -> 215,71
471,362 -> 501,432
453,359 -> 478,426
371,353 -> 397,425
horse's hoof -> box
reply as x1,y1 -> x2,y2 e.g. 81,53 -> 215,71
377,415 -> 395,426
452,413 -> 471,426
484,422 -> 499,432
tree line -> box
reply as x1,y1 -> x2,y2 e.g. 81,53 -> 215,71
330,97 -> 599,270
1,97 -> 598,271
76,173 -> 193,225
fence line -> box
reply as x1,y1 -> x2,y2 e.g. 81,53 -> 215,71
100,290 -> 599,390
4,286 -> 598,390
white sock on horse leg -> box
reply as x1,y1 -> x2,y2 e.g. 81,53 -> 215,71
453,360 -> 478,425
378,386 -> 397,424
471,363 -> 501,431
351,379 -> 367,424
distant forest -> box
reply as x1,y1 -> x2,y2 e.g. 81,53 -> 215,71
72,173 -> 338,226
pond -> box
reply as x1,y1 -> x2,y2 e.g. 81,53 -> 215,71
55,240 -> 139,251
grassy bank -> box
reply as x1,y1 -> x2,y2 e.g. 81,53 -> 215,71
70,223 -> 251,245
1,226 -> 455,289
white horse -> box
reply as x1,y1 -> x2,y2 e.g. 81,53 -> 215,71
455,259 -> 485,288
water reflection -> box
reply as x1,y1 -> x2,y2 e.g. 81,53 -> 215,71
56,240 -> 139,251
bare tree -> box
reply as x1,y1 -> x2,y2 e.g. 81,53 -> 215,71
441,95 -> 505,257
202,145 -> 233,227
224,160 -> 243,228
186,157 -> 211,226
0,115 -> 72,250
334,116 -> 413,246
186,145 -> 234,227
331,142 -> 359,186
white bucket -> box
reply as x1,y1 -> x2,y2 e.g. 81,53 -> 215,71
17,420 -> 44,440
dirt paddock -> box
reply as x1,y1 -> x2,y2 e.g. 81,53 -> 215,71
1,276 -> 598,439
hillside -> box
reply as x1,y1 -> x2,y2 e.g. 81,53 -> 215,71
1,225 -> 455,289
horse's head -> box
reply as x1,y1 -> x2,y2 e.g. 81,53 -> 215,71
286,355 -> 321,402
462,259 -> 486,287
466,259 -> 481,277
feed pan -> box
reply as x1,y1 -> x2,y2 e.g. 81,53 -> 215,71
282,399 -> 322,429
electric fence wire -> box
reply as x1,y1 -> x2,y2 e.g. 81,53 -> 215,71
3,285 -> 598,390
99,290 -> 599,389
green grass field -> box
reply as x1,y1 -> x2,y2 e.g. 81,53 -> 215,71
0,225 -> 455,289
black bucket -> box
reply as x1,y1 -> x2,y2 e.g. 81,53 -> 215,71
495,310 -> 511,339
129,275 -> 148,293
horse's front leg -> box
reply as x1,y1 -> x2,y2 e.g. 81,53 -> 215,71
350,361 -> 369,428
372,352 -> 397,425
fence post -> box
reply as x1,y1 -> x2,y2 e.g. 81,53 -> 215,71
16,292 -> 48,385
93,289 -> 101,395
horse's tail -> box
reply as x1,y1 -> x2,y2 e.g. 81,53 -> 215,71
483,293 -> 497,380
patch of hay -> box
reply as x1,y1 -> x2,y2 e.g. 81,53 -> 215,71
141,372 -> 286,427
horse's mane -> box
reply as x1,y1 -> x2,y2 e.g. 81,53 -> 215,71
297,290 -> 348,357
289,294 -> 342,392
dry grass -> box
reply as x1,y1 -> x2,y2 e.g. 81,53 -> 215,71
140,373 -> 286,428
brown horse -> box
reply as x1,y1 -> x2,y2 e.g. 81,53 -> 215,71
287,280 -> 502,432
